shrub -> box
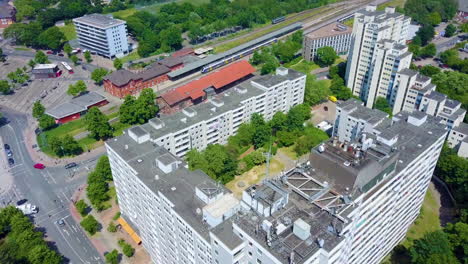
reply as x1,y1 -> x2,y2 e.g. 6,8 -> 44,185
80,215 -> 99,235
107,221 -> 117,233
75,199 -> 89,217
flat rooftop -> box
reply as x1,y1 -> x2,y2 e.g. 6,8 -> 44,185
338,99 -> 389,125
305,22 -> 352,40
106,136 -> 230,241
73,14 -> 126,29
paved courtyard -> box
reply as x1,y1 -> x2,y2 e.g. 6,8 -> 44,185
0,56 -> 105,114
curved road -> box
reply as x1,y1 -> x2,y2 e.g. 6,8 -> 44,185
0,109 -> 104,264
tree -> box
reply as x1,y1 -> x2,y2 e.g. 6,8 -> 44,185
270,112 -> 287,133
70,55 -> 79,66
80,215 -> 99,235
277,130 -> 296,147
444,222 -> 468,263
445,24 -> 457,37
61,135 -> 82,156
0,48 -> 5,62
133,88 -> 158,124
420,43 -> 437,58
0,80 -> 11,94
86,171 -> 109,210
28,59 -> 36,69
261,56 -> 279,75
118,239 -> 134,257
287,104 -> 311,131
427,12 -> 442,26
253,125 -> 270,149
414,24 -> 435,46
37,26 -> 65,50
294,126 -> 329,155
84,107 -> 113,140
315,46 -> 338,67
32,101 -> 45,118
95,155 -> 113,181
34,51 -> 49,64
113,58 -> 123,70
75,199 -> 89,217
105,249 -> 119,264
330,76 -> 352,100
420,65 -> 441,77
91,68 -> 109,85
67,80 -> 87,96
304,74 -> 330,106
7,68 -> 29,84
38,114 -> 56,130
48,136 -> 63,156
84,51 -> 92,63
63,43 -> 72,56
373,97 -> 392,116
410,231 -> 458,264
107,221 -> 117,232
119,95 -> 137,124
28,244 -> 61,264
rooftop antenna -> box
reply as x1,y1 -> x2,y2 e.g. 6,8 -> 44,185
263,135 -> 273,179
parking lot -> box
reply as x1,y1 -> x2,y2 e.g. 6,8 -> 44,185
0,55 -> 102,114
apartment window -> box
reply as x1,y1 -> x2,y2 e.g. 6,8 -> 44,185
257,259 -> 262,264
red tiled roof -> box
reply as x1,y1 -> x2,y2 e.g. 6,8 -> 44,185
161,61 -> 255,106
172,48 -> 194,58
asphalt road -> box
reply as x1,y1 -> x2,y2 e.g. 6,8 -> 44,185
0,109 -> 104,264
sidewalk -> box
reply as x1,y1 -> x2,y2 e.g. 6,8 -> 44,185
24,117 -> 106,167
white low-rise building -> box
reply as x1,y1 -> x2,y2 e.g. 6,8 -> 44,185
73,14 -> 129,58
447,122 -> 468,158
303,22 -> 352,61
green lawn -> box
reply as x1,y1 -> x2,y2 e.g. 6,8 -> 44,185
289,59 -> 320,74
112,8 -> 137,18
59,23 -> 77,41
402,188 -> 441,247
342,18 -> 354,27
113,0 -> 210,18
120,51 -> 141,63
377,0 -> 406,10
14,46 -> 32,51
37,111 -> 128,158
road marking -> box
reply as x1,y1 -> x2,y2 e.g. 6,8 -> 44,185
61,191 -> 71,202
45,170 -> 57,184
55,225 -> 87,264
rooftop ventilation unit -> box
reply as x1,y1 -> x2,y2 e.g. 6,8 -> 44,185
181,117 -> 187,123
276,67 -> 289,76
149,118 -> 164,130
293,218 -> 310,240
210,98 -> 224,107
235,86 -> 247,94
183,107 -> 197,118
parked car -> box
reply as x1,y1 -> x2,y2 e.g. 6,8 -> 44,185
65,162 -> 77,169
6,149 -> 12,157
33,163 -> 45,169
58,53 -> 64,57
8,158 -> 14,166
16,199 -> 28,206
46,51 -> 53,54
4,144 -> 10,150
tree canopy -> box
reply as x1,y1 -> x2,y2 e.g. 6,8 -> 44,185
113,58 -> 123,70
32,101 -> 45,119
91,68 -> 109,85
119,89 -> 159,125
84,107 -> 113,140
403,0 -> 457,25
373,97 -> 392,116
67,80 -> 87,96
37,26 -> 66,50
0,80 -> 11,95
315,46 -> 338,67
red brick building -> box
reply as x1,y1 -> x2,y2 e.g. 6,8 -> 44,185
159,61 -> 256,113
104,64 -> 170,98
103,57 -> 185,98
0,4 -> 15,29
45,92 -> 108,124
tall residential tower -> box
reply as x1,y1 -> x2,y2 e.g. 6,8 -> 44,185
345,5 -> 411,109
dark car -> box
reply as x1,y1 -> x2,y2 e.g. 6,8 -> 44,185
16,199 -> 28,205
65,162 -> 77,169
4,144 -> 10,150
8,158 -> 14,166
58,53 -> 64,57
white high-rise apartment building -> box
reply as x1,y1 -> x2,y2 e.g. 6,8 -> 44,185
345,5 -> 411,109
129,67 -> 305,157
107,96 -> 447,264
73,14 -> 129,58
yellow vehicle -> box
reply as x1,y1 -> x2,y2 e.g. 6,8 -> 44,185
329,96 -> 337,102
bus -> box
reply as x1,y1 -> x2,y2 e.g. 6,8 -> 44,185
61,61 -> 74,74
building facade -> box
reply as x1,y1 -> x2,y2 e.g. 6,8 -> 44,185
0,4 -> 15,29
345,5 -> 411,109
137,67 -> 305,157
303,22 -> 352,61
32,64 -> 62,79
396,69 -> 466,129
447,122 -> 468,158
107,97 -> 447,264
73,14 -> 129,58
